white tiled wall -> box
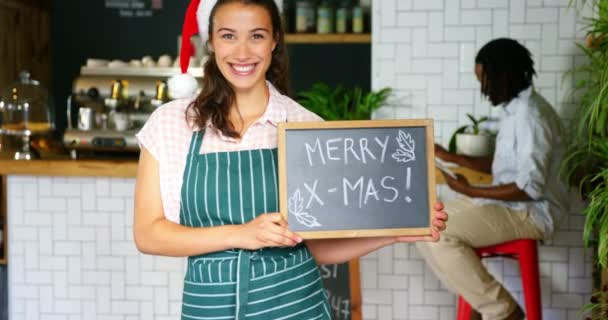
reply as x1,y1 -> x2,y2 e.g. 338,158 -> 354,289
4,2 -> 596,319
7,176 -> 185,320
370,0 -> 593,319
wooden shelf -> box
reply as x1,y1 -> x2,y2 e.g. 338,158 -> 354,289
285,33 -> 371,44
80,66 -> 204,78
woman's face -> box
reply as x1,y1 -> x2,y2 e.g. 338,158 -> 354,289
209,2 -> 277,92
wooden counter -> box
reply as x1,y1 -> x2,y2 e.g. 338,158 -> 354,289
0,159 -> 138,178
0,158 -> 492,184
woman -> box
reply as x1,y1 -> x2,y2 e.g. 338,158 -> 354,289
134,1 -> 448,319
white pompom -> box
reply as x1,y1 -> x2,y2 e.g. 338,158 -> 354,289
168,73 -> 199,99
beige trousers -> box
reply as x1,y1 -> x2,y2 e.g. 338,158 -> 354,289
416,197 -> 543,320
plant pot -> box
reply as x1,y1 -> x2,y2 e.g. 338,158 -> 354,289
456,133 -> 493,157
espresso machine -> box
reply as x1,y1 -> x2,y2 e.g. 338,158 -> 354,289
63,66 -> 201,158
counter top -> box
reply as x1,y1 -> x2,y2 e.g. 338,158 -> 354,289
0,159 -> 138,177
0,158 -> 491,184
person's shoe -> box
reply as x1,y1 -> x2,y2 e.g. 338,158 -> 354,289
504,304 -> 525,320
469,309 -> 481,320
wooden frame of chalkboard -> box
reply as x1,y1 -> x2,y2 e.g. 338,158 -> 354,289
278,120 -> 437,239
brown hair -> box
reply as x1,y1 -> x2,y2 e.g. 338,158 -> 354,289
186,0 -> 289,139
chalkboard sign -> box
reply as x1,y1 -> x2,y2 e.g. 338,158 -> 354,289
278,120 -> 436,239
320,260 -> 361,320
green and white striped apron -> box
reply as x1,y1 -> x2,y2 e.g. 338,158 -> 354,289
180,130 -> 331,320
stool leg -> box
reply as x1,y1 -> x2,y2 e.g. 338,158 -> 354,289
457,296 -> 473,320
518,242 -> 542,320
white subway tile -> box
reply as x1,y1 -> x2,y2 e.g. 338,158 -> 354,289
492,10 -> 508,37
542,24 -> 559,55
424,291 -> 455,305
408,276 -> 424,304
558,7 -> 576,38
362,304 -> 377,319
379,246 -> 394,273
460,9 -> 492,25
380,0 -> 397,26
376,44 -> 396,59
543,308 -> 567,320
409,306 -> 439,319
509,0 -> 526,23
379,275 -> 408,289
461,0 -> 476,8
112,301 -> 139,315
426,43 -> 458,58
412,28 -> 428,57
54,299 -> 81,314
380,28 -> 411,43
68,285 -> 96,300
510,24 -> 542,39
445,0 -> 460,25
552,262 -> 568,292
82,271 -> 111,285
394,260 -> 424,275
396,0 -> 412,10
539,247 -> 569,261
413,0 -> 443,10
442,60 -> 459,89
551,293 -> 584,308
478,0 -> 509,8
541,56 -> 573,72
526,8 -> 559,23
445,27 -> 476,41
397,12 -> 428,27
429,12 -> 444,41
412,59 -> 443,73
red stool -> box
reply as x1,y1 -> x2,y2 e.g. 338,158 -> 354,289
456,239 -> 542,320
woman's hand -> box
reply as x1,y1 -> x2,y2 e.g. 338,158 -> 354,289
393,202 -> 448,243
236,213 -> 303,250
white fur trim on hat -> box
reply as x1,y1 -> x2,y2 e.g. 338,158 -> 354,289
168,73 -> 199,99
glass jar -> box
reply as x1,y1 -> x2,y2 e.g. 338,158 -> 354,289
295,0 -> 315,33
335,1 -> 351,34
352,5 -> 364,33
316,1 -> 334,34
0,71 -> 54,136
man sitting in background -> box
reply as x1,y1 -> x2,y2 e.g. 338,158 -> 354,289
417,38 -> 568,320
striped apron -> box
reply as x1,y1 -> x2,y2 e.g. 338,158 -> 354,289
180,130 -> 331,320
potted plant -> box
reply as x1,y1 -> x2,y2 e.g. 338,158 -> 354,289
296,82 -> 392,121
447,113 -> 495,157
563,0 -> 608,317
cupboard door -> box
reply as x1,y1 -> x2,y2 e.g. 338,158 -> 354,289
0,4 -> 19,91
0,0 -> 50,91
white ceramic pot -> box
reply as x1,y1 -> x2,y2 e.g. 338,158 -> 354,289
456,133 -> 493,157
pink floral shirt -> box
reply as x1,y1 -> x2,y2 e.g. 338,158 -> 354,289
135,82 -> 322,223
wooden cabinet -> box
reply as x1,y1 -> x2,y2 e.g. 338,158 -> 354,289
0,0 -> 50,91
0,176 -> 5,265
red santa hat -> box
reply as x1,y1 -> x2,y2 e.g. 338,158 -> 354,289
169,0 -> 281,99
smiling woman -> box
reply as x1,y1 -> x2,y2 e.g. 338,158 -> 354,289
133,1 -> 448,320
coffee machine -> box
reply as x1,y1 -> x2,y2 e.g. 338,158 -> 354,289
63,65 -> 202,158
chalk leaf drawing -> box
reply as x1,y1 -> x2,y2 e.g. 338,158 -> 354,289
288,189 -> 322,228
392,130 -> 416,163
